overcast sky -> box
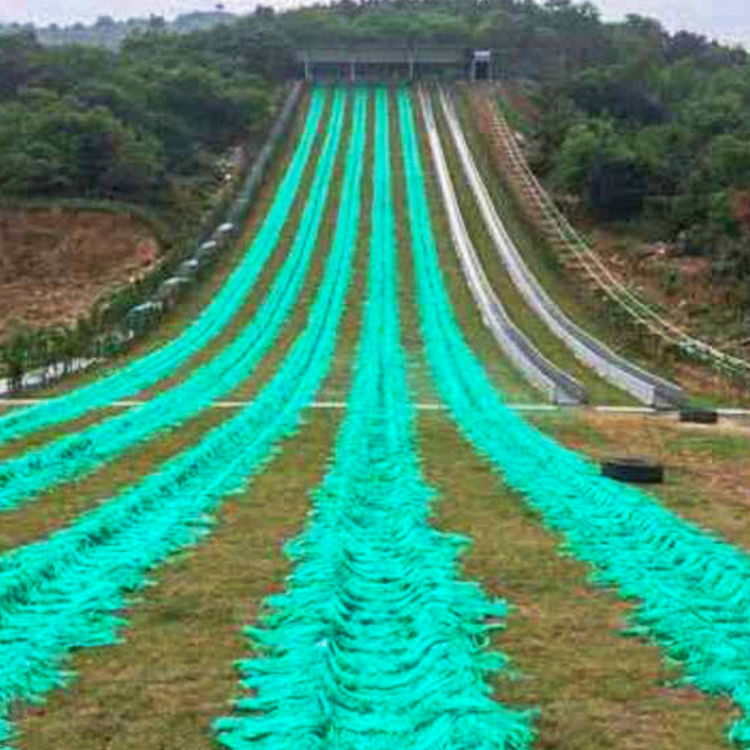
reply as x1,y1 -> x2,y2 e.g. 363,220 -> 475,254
1,0 -> 748,47
595,0 -> 750,47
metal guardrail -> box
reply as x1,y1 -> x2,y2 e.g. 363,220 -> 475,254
0,358 -> 99,397
419,87 -> 586,405
124,81 -> 304,333
470,82 -> 750,386
225,82 -> 304,228
440,87 -> 685,408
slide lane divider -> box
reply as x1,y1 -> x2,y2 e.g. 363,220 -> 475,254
440,88 -> 684,408
214,87 -> 533,750
0,89 -> 348,515
0,89 -> 327,447
0,89 -> 369,750
401,87 -> 750,749
418,87 -> 586,405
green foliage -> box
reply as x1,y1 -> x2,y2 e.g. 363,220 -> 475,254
567,68 -> 666,124
682,90 -> 745,137
148,66 -> 270,150
557,119 -> 629,190
633,124 -> 691,193
1,0 -> 748,301
589,157 -> 648,219
556,119 -> 646,218
0,18 -> 281,380
0,94 -> 165,198
708,135 -> 750,188
507,1 -> 750,291
0,30 -> 41,99
497,96 -> 535,136
0,23 -> 274,204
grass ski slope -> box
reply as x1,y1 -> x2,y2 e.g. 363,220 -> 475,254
1,83 -> 749,750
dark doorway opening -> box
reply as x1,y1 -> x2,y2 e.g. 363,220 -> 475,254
474,60 -> 490,80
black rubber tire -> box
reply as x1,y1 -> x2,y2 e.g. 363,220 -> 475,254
679,409 -> 719,425
601,457 -> 665,484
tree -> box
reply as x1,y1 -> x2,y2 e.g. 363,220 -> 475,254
148,15 -> 167,32
634,124 -> 691,195
555,117 -> 646,218
588,158 -> 648,219
0,95 -> 165,199
556,118 -> 629,188
708,135 -> 750,189
682,91 -> 745,137
0,31 -> 41,99
30,45 -> 118,94
566,68 -> 666,124
667,30 -> 710,63
149,65 -> 269,149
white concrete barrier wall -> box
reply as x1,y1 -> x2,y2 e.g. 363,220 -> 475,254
419,88 -> 586,405
440,88 -> 685,408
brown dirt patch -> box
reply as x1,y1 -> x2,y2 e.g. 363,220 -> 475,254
590,230 -> 730,327
0,207 -> 160,339
497,81 -> 541,122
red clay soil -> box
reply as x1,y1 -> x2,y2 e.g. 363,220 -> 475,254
0,207 -> 160,340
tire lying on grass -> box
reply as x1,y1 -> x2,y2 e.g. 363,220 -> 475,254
601,457 -> 665,484
679,408 -> 719,425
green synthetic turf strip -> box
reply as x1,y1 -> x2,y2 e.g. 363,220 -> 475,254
0,89 -> 326,447
214,87 -> 533,750
399,87 -> 750,749
0,89 -> 348,514
0,88 -> 367,750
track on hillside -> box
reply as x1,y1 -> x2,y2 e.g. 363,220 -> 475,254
439,87 -> 684,409
215,87 -> 532,750
1,84 -> 750,750
0,87 -> 363,749
418,87 -> 586,405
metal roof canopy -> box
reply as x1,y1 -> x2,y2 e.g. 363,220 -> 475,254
297,44 -> 471,80
297,44 -> 467,65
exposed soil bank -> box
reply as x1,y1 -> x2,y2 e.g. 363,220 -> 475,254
0,207 -> 159,339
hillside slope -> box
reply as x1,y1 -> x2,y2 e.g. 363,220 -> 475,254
0,207 -> 159,340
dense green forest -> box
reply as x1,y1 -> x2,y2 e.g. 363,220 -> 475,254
1,0 -> 749,308
0,16 -> 291,211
